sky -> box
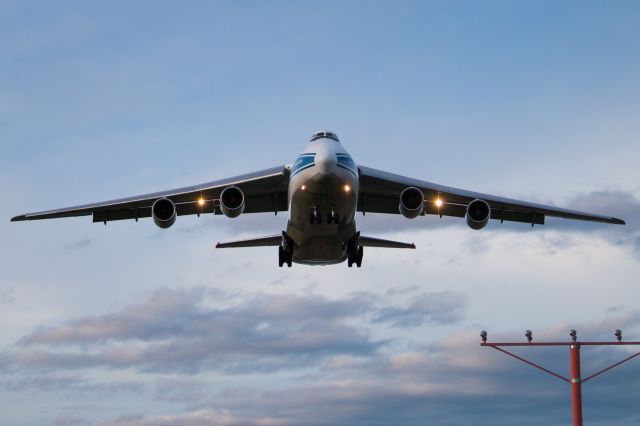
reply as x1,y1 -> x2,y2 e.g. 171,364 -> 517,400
1,1 -> 640,425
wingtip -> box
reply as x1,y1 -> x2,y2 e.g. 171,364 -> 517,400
611,218 -> 626,225
410,243 -> 416,249
10,215 -> 26,222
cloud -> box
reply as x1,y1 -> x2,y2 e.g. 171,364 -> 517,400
551,190 -> 640,256
358,189 -> 640,258
62,238 -> 92,251
373,291 -> 465,327
154,378 -> 206,404
86,316 -> 640,426
0,286 -> 15,305
568,191 -> 639,229
7,287 -> 465,374
93,411 -> 283,426
4,373 -> 143,395
50,415 -> 91,426
6,288 -> 640,426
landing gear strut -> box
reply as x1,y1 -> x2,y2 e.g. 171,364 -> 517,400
309,206 -> 321,224
347,233 -> 363,268
278,232 -> 294,267
327,206 -> 339,224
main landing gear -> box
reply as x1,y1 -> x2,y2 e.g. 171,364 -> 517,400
347,233 -> 363,268
278,232 -> 294,267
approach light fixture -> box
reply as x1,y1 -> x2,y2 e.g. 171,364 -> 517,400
525,330 -> 533,343
480,330 -> 487,343
615,329 -> 622,342
570,329 -> 577,342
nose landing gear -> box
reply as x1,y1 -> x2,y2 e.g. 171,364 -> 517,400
309,206 -> 321,224
327,206 -> 339,224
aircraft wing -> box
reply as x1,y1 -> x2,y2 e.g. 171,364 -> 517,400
357,165 -> 625,226
11,166 -> 290,224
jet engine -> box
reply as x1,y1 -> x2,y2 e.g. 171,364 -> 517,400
466,199 -> 491,230
220,186 -> 245,218
152,198 -> 177,229
399,187 -> 424,219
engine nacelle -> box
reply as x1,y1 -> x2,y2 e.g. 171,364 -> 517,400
399,187 -> 424,219
152,198 -> 176,229
466,199 -> 491,230
220,186 -> 245,218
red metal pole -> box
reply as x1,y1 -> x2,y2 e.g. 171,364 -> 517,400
570,343 -> 583,426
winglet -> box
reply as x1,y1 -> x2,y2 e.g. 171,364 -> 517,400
11,215 -> 27,222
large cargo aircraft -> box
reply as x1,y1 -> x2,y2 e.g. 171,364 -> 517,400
12,131 -> 625,267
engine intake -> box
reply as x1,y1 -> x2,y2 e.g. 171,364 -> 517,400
220,186 -> 245,218
152,198 -> 176,229
466,199 -> 491,230
399,187 -> 424,219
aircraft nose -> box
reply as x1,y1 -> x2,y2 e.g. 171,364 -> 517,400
314,148 -> 337,175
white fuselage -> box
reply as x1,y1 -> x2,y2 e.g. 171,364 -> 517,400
286,136 -> 359,264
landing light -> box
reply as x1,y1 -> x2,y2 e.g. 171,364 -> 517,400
435,198 -> 443,207
198,198 -> 205,206
344,184 -> 351,193
301,185 -> 306,191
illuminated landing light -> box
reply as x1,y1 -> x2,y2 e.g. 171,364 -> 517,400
198,198 -> 205,206
344,184 -> 351,193
301,185 -> 306,191
435,198 -> 443,207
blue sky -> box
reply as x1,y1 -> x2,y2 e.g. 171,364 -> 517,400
1,1 -> 640,425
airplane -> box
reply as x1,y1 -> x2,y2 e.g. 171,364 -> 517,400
11,131 -> 625,267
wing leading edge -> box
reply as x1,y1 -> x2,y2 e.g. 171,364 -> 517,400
358,166 -> 625,226
11,166 -> 291,223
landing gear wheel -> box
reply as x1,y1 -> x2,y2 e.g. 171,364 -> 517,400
347,244 -> 362,268
281,232 -> 294,267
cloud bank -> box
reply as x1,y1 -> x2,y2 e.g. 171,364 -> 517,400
6,287 -> 465,375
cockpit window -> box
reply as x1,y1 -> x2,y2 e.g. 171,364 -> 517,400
336,153 -> 357,177
291,153 -> 316,177
310,132 -> 340,142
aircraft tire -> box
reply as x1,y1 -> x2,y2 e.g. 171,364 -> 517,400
356,246 -> 363,267
278,246 -> 285,267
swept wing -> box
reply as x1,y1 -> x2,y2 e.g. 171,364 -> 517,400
11,166 -> 290,224
358,166 -> 625,226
